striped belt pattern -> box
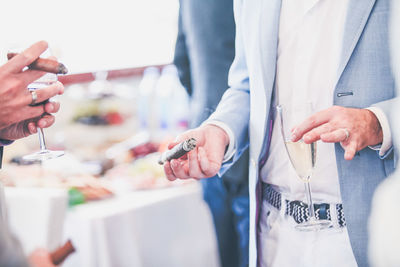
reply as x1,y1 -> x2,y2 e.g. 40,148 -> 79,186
263,183 -> 346,227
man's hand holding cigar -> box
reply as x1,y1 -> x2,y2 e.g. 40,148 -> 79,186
163,124 -> 229,181
0,41 -> 64,141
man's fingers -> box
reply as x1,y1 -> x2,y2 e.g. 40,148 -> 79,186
44,101 -> 60,113
4,41 -> 48,73
19,105 -> 45,121
24,81 -> 64,106
292,109 -> 333,141
37,115 -> 55,128
164,161 -> 177,181
27,122 -> 37,134
18,69 -> 47,85
170,159 -> 190,179
188,149 -> 204,178
198,147 -> 220,177
320,128 -> 349,143
303,123 -> 333,144
343,141 -> 357,160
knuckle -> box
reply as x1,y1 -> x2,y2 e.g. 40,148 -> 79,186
331,105 -> 342,112
57,82 -> 65,94
188,168 -> 196,178
303,133 -> 312,140
7,77 -> 23,91
308,116 -> 316,126
324,123 -> 334,132
206,163 -> 220,177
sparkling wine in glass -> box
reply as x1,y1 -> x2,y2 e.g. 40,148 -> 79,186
277,103 -> 332,231
22,54 -> 64,162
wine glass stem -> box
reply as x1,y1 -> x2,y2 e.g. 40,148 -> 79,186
304,180 -> 317,221
37,127 -> 47,151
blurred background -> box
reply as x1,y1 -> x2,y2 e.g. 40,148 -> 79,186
0,1 -> 221,266
0,0 -> 179,72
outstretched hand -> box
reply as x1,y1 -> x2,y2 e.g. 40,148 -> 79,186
163,124 -> 229,181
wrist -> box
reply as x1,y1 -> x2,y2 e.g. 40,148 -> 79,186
365,109 -> 383,146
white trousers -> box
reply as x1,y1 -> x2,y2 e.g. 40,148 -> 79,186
257,199 -> 358,267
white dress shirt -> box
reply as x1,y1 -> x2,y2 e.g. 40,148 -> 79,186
259,2 -> 358,266
263,0 -> 348,202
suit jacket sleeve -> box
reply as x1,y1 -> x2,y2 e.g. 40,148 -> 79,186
0,147 -> 3,169
206,0 -> 250,174
372,97 -> 399,159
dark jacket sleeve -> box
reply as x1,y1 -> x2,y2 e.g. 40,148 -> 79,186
0,147 -> 3,169
173,5 -> 193,96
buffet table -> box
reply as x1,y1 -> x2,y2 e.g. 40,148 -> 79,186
5,183 -> 220,267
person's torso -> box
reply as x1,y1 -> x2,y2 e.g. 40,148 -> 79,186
262,0 -> 349,203
234,0 -> 395,265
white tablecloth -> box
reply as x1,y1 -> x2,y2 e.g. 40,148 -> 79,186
5,183 -> 220,267
4,187 -> 68,254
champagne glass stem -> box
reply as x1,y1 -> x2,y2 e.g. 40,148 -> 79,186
304,180 -> 317,221
37,127 -> 47,151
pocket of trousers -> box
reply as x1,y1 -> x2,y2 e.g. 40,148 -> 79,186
258,203 -> 279,233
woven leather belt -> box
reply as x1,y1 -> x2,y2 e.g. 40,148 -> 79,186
262,183 -> 346,227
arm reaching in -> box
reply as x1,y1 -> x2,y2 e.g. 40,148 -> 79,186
0,41 -> 64,131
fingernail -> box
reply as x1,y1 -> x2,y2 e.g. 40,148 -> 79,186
170,160 -> 177,167
291,133 -> 298,141
291,129 -> 297,140
56,82 -> 64,93
29,124 -> 35,133
47,104 -> 54,112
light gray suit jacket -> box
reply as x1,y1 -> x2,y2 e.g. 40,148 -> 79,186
208,0 -> 396,266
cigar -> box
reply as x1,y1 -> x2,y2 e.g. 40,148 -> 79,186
158,138 -> 197,165
7,52 -> 68,75
50,240 -> 76,265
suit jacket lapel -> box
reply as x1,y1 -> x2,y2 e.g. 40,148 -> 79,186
258,0 -> 282,161
335,0 -> 377,86
259,0 -> 282,99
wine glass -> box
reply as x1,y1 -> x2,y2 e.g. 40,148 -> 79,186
22,49 -> 64,162
277,103 -> 332,231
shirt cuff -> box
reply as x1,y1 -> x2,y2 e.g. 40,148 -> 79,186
365,107 -> 392,156
202,120 -> 236,162
0,139 -> 13,146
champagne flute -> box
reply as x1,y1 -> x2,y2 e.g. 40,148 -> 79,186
277,103 -> 332,231
22,49 -> 64,162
